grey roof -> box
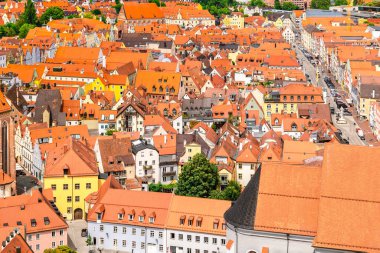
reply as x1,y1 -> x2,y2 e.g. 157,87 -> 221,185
131,139 -> 157,154
224,166 -> 261,229
359,77 -> 380,99
6,85 -> 28,114
306,9 -> 343,17
119,33 -> 173,49
33,89 -> 65,126
176,133 -> 212,158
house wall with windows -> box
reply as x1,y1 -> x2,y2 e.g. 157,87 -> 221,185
88,221 -> 165,252
27,229 -> 67,253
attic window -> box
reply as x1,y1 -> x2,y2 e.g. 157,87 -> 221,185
213,219 -> 219,229
188,216 -> 194,226
196,217 -> 202,227
222,223 -> 226,230
139,216 -> 144,222
149,217 -> 155,223
311,96 -> 314,101
63,168 -> 69,175
17,221 -> 22,226
180,215 -> 186,225
128,214 -> 134,221
44,217 -> 50,225
31,219 -> 37,227
97,213 -> 102,220
118,213 -> 124,220
3,223 -> 8,227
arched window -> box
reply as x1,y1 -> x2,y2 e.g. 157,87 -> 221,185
274,118 -> 279,125
172,109 -> 177,115
291,123 -> 297,131
152,86 -> 156,92
159,86 -> 163,92
2,122 -> 8,174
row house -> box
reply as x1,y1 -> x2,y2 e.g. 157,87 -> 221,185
94,134 -> 135,188
87,187 -> 230,253
132,139 -> 160,184
0,189 -> 68,252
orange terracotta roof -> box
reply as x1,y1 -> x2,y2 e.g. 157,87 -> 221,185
0,90 -> 11,113
122,2 -> 163,20
254,163 -> 321,236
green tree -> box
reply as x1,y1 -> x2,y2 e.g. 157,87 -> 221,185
91,9 -> 101,15
22,0 -> 37,25
18,23 -> 34,38
222,181 -> 241,201
334,0 -> 348,5
209,189 -> 225,199
250,0 -> 266,7
274,0 -> 282,9
175,153 -> 220,198
311,0 -> 330,9
105,129 -> 117,136
281,1 -> 299,9
113,3 -> 123,14
39,7 -> 64,25
44,245 -> 77,253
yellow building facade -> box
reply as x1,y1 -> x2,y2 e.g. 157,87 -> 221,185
85,77 -> 128,102
44,175 -> 99,220
222,13 -> 244,29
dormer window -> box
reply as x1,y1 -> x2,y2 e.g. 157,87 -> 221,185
31,219 -> 37,227
139,216 -> 144,222
97,213 -> 102,220
188,216 -> 194,226
180,215 -> 185,225
44,217 -> 50,225
118,213 -> 124,220
196,217 -> 202,227
129,214 -> 134,221
63,168 -> 68,175
222,223 -> 226,230
213,219 -> 219,229
149,217 -> 155,223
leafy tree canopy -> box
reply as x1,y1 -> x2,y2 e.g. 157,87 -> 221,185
281,1 -> 300,10
175,153 -> 220,198
250,0 -> 266,7
91,9 -> 101,15
209,181 -> 241,201
18,23 -> 35,39
334,0 -> 348,5
39,7 -> 64,25
44,246 -> 77,253
311,0 -> 331,9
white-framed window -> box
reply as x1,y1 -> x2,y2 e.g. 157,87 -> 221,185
122,227 -> 127,234
122,240 -> 126,247
113,239 -> 117,246
149,217 -> 155,223
139,216 -> 144,222
150,231 -> 155,237
113,226 -> 118,233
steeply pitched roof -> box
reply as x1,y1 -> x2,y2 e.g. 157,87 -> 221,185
0,90 -> 11,113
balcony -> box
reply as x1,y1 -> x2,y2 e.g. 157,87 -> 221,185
143,165 -> 152,170
163,171 -> 176,176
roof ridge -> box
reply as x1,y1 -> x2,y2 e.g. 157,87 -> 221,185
259,192 -> 319,200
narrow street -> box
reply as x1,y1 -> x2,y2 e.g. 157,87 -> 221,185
294,42 -> 366,146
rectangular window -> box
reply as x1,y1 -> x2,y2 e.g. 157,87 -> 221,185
132,241 -> 136,248
52,242 -> 56,248
60,230 -> 64,236
86,183 -> 91,189
36,234 -> 40,240
75,184 -> 80,190
170,233 -> 175,239
100,238 -> 104,245
132,228 -> 136,235
187,235 -> 192,242
122,240 -> 126,247
67,207 -> 72,214
60,241 -> 63,246
100,225 -> 104,232
159,231 -> 163,238
159,245 -> 163,252
204,237 -> 209,244
52,231 -> 56,237
221,239 -> 226,245
36,244 -> 40,250
141,242 -> 145,249
212,238 -> 217,244
150,231 -> 155,237
179,234 -> 183,240
63,184 -> 68,190
113,226 -> 118,233
113,239 -> 117,246
122,227 -> 127,234
141,229 -> 145,236
51,184 -> 56,190
75,196 -> 80,202
67,196 -> 72,203
196,236 -> 200,242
